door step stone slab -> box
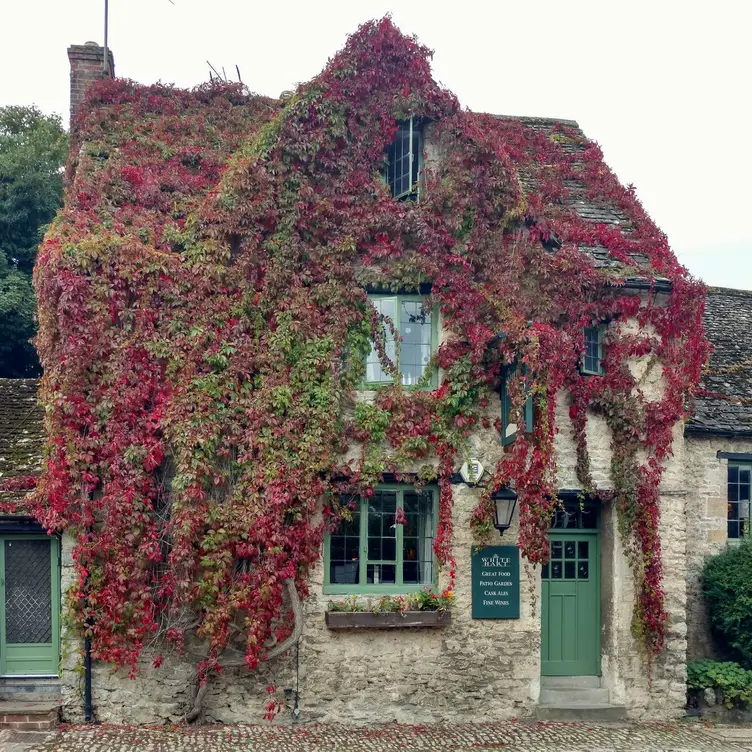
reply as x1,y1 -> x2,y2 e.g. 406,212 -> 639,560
0,701 -> 59,731
540,675 -> 601,689
536,703 -> 627,722
539,687 -> 610,705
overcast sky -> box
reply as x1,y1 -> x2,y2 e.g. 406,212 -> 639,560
3,0 -> 750,289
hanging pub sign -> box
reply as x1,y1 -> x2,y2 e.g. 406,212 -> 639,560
471,545 -> 520,619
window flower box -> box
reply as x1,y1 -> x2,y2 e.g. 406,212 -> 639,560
325,610 -> 451,629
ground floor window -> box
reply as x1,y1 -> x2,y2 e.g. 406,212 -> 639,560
324,486 -> 437,593
728,463 -> 751,539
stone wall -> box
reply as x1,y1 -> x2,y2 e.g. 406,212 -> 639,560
684,434 -> 752,660
59,366 -> 690,724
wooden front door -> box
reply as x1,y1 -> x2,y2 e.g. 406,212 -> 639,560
0,535 -> 60,676
541,505 -> 600,676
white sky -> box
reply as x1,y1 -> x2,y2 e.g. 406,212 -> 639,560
3,0 -> 750,289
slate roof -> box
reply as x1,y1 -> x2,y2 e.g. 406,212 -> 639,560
0,379 -> 44,480
688,287 -> 752,435
496,116 -> 655,276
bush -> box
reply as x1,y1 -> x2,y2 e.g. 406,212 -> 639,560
687,659 -> 752,708
702,541 -> 752,666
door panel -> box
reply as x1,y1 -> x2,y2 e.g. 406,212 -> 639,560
541,531 -> 599,676
1,536 -> 60,676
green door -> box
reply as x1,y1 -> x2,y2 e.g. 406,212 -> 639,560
541,523 -> 599,676
0,535 -> 60,676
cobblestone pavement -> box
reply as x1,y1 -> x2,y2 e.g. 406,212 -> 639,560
5,722 -> 752,752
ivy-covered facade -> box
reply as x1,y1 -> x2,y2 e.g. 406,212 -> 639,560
0,19 -> 739,724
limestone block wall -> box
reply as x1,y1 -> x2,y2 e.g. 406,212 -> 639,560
684,434 -> 752,660
58,308 -> 690,724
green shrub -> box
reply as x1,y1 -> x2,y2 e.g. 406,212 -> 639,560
702,541 -> 752,666
687,659 -> 752,708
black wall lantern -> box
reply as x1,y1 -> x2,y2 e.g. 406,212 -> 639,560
491,486 -> 518,535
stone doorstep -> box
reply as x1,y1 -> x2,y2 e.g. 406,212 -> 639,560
0,701 -> 59,731
535,703 -> 627,722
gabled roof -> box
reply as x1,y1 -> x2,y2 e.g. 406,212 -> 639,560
0,379 -> 44,480
495,116 -> 654,276
688,287 -> 752,435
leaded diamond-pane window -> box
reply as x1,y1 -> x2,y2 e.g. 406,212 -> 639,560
728,464 -> 751,539
386,118 -> 422,200
5,539 -> 52,644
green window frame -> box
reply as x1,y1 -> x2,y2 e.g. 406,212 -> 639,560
364,294 -> 439,388
501,364 -> 534,446
581,326 -> 605,376
385,117 -> 423,201
324,485 -> 438,595
728,463 -> 751,539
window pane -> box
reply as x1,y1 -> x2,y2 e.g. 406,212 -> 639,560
564,541 -> 576,559
551,541 -> 562,559
583,327 -> 602,373
402,491 -> 434,585
578,541 -> 589,559
578,561 -> 589,579
386,120 -> 420,199
564,561 -> 576,579
581,507 -> 597,529
387,121 -> 413,198
367,492 -> 396,571
366,298 -> 396,383
367,563 -> 396,585
399,301 -> 432,385
329,506 -> 360,585
729,466 -> 740,483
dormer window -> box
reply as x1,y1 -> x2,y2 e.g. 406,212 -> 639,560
386,117 -> 422,200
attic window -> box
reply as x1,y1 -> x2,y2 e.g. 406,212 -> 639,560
386,117 -> 422,200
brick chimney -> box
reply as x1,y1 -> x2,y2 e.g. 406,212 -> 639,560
67,41 -> 115,123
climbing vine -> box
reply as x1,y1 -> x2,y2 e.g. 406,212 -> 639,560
28,16 -> 706,705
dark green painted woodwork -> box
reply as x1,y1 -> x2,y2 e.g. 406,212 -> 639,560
501,364 -> 534,446
471,545 -> 520,619
0,535 -> 60,676
541,530 -> 600,676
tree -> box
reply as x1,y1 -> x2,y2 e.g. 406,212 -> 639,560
0,105 -> 67,377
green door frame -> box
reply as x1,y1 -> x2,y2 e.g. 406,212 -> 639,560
541,528 -> 600,676
0,534 -> 61,676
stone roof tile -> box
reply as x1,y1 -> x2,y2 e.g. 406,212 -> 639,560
0,379 -> 44,479
688,287 -> 752,435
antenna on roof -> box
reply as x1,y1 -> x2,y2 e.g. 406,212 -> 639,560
205,62 -> 243,84
207,61 -> 223,80
103,0 -> 110,75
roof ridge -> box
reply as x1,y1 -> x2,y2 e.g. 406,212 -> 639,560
707,286 -> 752,297
489,114 -> 581,129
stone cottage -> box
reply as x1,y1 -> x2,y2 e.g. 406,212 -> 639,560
684,287 -> 752,660
0,19 -> 744,729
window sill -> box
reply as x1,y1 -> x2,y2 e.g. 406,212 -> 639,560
325,610 -> 451,629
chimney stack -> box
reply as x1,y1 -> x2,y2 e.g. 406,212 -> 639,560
67,41 -> 115,123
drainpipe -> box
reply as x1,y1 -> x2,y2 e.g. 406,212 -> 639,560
83,526 -> 95,723
84,633 -> 93,722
